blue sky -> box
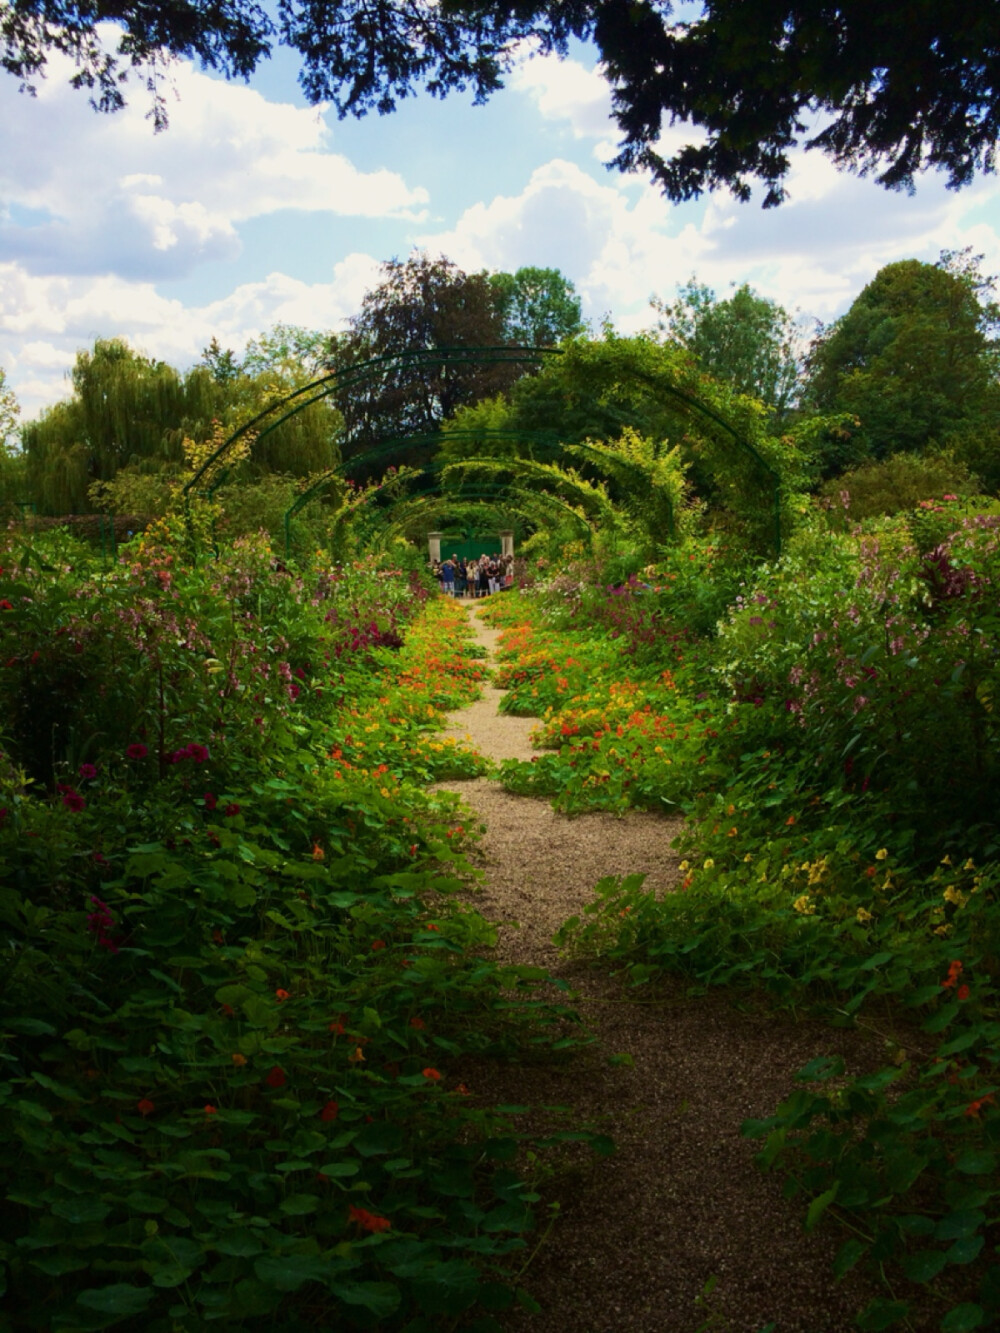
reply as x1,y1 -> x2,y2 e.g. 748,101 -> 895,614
2,28 -> 999,420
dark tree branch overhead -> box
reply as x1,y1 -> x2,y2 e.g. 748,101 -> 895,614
2,0 -> 998,202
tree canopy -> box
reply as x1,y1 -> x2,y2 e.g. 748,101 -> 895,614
804,251 -> 1000,477
5,0 -> 997,202
652,279 -> 801,417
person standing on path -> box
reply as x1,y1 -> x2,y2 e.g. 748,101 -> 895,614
441,559 -> 455,596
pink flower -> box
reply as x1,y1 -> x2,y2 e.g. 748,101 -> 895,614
224,803 -> 240,818
79,763 -> 97,780
62,790 -> 85,812
126,743 -> 148,760
186,743 -> 209,764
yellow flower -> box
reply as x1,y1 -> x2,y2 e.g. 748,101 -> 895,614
726,804 -> 736,816
703,858 -> 715,870
856,907 -> 873,924
380,787 -> 390,798
941,855 -> 953,866
875,848 -> 888,861
679,860 -> 690,872
792,895 -> 815,915
943,885 -> 969,908
743,853 -> 753,863
934,923 -> 953,937
964,858 -> 976,871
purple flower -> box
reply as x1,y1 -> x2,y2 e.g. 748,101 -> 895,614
62,790 -> 85,812
126,743 -> 148,760
79,763 -> 97,780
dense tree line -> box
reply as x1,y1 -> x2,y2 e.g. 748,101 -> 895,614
3,249 -> 998,519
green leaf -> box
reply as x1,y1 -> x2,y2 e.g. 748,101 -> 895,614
955,1150 -> 996,1175
902,1249 -> 947,1283
946,1234 -> 984,1266
331,1281 -> 401,1319
805,1183 -> 838,1231
278,1193 -> 319,1215
77,1285 -> 155,1316
214,1229 -> 266,1258
254,1254 -> 333,1291
856,1298 -> 910,1331
941,1304 -> 984,1332
832,1238 -> 866,1279
51,1196 -> 111,1224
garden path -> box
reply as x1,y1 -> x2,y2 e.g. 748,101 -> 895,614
434,600 -> 882,1333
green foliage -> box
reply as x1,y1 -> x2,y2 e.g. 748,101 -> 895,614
488,267 -> 585,347
441,333 -> 807,554
804,253 -> 1000,474
22,338 -> 340,516
487,513 -> 1000,1330
817,451 -> 987,526
652,279 -> 801,417
0,533 -> 590,1329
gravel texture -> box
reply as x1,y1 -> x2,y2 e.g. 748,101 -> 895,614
434,602 -> 885,1333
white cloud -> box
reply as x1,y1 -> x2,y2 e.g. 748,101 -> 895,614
0,254 -> 382,418
510,54 -> 613,141
0,55 -> 428,281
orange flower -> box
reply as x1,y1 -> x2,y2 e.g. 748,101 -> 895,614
275,988 -> 290,1002
942,960 -> 964,989
329,1019 -> 346,1036
348,1205 -> 391,1233
231,1053 -> 247,1067
409,1016 -> 426,1029
371,939 -> 386,951
136,1098 -> 155,1117
312,844 -> 325,861
204,1104 -> 218,1115
348,1046 -> 366,1064
785,815 -> 797,826
422,1067 -> 441,1081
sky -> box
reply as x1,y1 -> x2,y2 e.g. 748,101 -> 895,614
2,26 -> 1000,423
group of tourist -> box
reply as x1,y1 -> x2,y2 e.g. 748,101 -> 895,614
433,553 -> 514,597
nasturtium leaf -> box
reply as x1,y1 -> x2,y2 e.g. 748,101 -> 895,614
278,1193 -> 319,1215
51,1197 -> 110,1224
902,1249 -> 947,1283
941,1304 -> 985,1332
330,1281 -> 401,1318
77,1284 -> 155,1315
832,1238 -> 866,1279
254,1254 -> 332,1291
955,1150 -> 996,1175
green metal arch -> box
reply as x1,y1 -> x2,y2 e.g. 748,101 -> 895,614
182,347 -> 559,499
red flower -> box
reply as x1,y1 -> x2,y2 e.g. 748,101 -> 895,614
409,1016 -> 425,1029
942,960 -> 964,989
265,1066 -> 286,1089
204,1104 -> 218,1115
422,1067 -> 441,1081
957,984 -> 970,1001
348,1205 -> 391,1233
275,988 -> 290,1002
319,1099 -> 339,1121
224,803 -> 241,818
126,743 -> 148,760
328,1019 -> 346,1036
62,790 -> 85,812
204,792 -> 218,811
136,1098 -> 155,1116
371,939 -> 386,951
0,600 -> 12,610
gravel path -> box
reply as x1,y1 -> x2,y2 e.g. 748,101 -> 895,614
435,601 -> 881,1333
